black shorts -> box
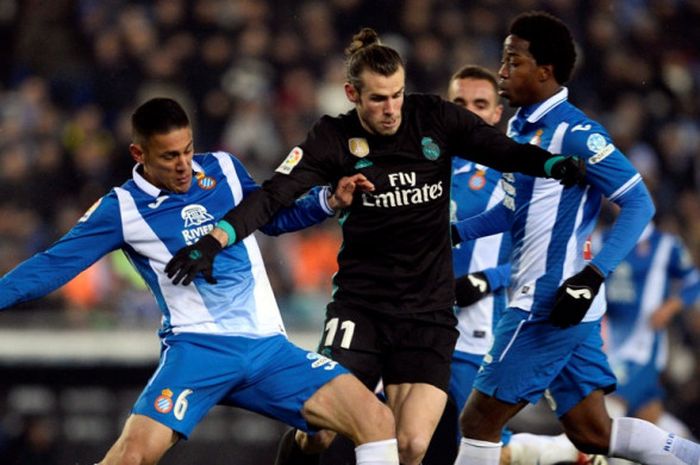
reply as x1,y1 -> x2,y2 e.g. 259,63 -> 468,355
317,302 -> 459,392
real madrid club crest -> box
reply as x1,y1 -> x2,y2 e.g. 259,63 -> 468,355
348,138 -> 370,158
469,169 -> 487,190
196,171 -> 216,190
421,137 -> 440,160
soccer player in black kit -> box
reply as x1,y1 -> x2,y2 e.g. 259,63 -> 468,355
165,27 -> 584,465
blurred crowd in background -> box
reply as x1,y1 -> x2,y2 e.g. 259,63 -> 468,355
0,0 -> 699,444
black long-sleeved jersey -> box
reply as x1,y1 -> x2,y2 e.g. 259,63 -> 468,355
223,94 -> 556,314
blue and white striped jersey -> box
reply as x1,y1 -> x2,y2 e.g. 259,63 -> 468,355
451,157 -> 511,355
454,88 -> 655,321
0,152 -> 335,338
606,224 -> 700,369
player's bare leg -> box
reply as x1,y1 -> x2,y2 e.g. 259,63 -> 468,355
562,389 -> 700,465
384,382 -> 447,465
98,414 -> 178,465
290,373 -> 398,465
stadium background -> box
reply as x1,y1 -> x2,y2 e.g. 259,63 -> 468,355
0,0 -> 698,463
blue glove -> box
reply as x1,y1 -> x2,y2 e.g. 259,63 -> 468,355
165,235 -> 222,285
549,265 -> 604,328
455,272 -> 490,307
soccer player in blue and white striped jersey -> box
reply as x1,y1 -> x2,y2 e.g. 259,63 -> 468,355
451,12 -> 700,465
605,222 -> 700,441
0,98 -> 400,465
433,65 -> 604,465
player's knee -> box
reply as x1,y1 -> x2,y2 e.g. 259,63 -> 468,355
357,398 -> 395,438
397,432 -> 431,465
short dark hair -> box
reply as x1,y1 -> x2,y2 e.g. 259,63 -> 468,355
131,97 -> 190,144
449,65 -> 499,97
345,27 -> 404,93
509,11 -> 576,84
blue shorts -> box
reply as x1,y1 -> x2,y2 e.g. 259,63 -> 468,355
612,359 -> 664,415
132,333 -> 348,438
474,308 -> 616,417
451,350 -> 512,445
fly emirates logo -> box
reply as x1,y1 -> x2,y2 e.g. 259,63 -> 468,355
361,171 -> 444,208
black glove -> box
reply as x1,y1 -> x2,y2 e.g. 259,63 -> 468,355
549,265 -> 604,328
547,156 -> 586,187
165,235 -> 222,285
455,272 -> 490,307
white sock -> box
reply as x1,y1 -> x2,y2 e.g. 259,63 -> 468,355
355,438 -> 400,465
610,417 -> 700,465
607,458 -> 636,465
605,396 -> 627,418
657,412 -> 695,440
508,433 -> 579,465
454,437 -> 502,465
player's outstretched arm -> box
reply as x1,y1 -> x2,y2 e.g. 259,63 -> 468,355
445,101 -> 586,185
260,174 -> 375,236
166,175 -> 375,286
452,203 -> 513,245
0,195 -> 121,310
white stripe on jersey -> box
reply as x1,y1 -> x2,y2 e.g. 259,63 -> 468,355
214,152 -> 286,336
614,236 -> 673,367
561,187 -> 588,282
114,187 -> 215,332
510,177 -> 561,310
548,121 -> 569,153
609,173 -> 642,201
562,186 -> 607,322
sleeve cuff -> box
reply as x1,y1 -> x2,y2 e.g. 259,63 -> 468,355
543,155 -> 565,177
216,220 -> 237,247
319,186 -> 335,216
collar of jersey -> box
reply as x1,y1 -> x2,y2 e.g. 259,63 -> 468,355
517,87 -> 569,124
132,159 -> 204,197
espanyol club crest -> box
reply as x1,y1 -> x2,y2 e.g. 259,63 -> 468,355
348,138 -> 370,158
196,172 -> 216,190
469,171 -> 486,190
529,129 -> 543,146
154,389 -> 174,414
